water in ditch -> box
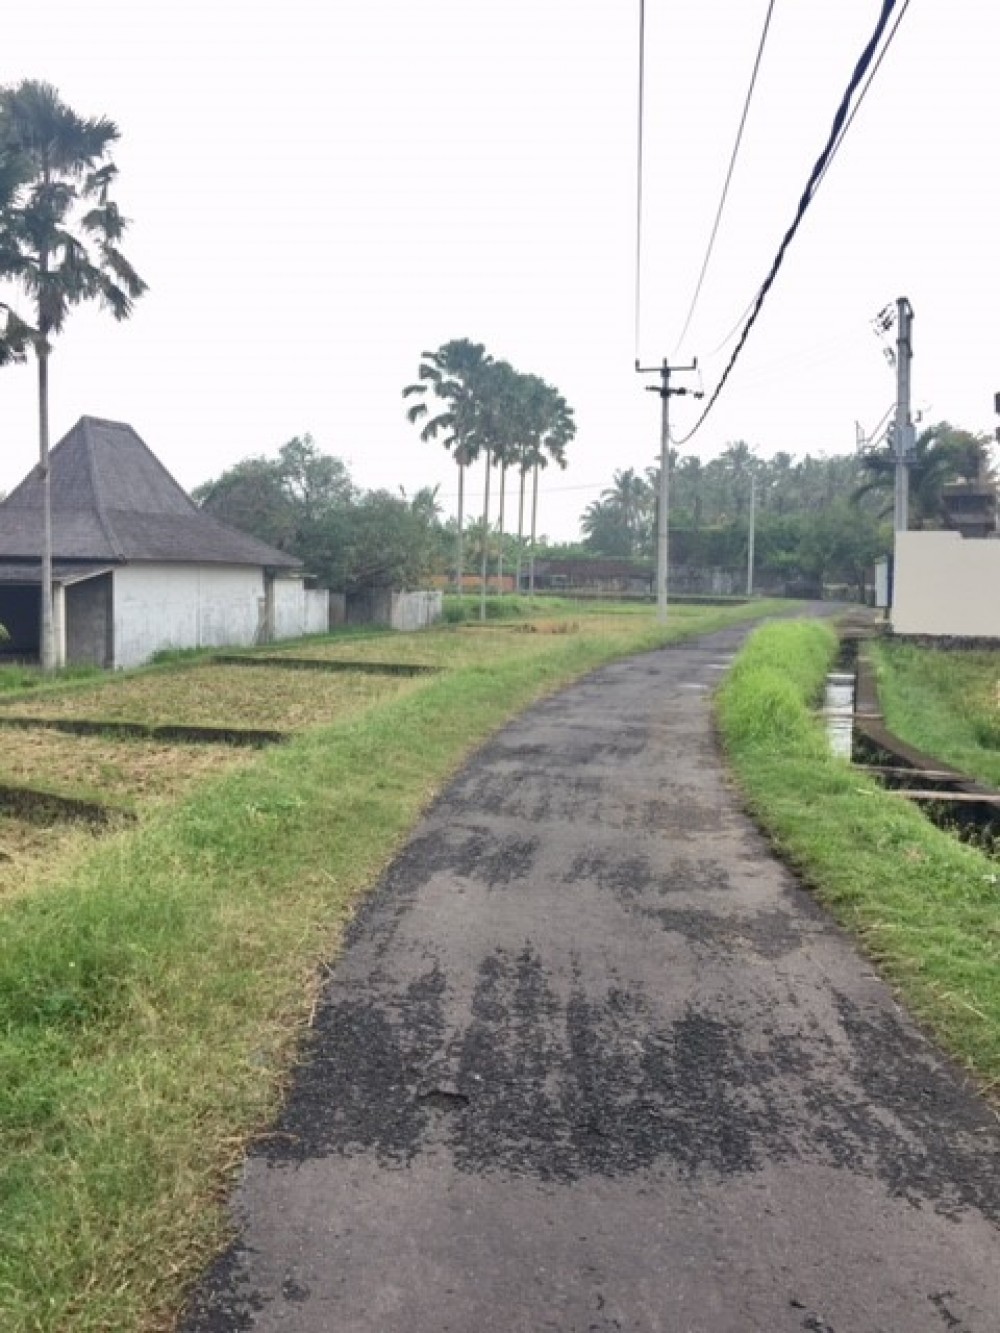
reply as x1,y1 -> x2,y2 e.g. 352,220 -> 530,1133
824,671 -> 856,760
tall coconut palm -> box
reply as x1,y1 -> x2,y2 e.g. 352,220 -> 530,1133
0,80 -> 147,670
510,373 -> 552,591
526,383 -> 575,594
483,359 -> 522,597
403,338 -> 493,593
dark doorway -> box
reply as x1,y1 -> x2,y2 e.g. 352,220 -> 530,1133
0,583 -> 41,661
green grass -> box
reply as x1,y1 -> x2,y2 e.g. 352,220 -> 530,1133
0,663 -> 102,694
0,599 -> 787,1332
871,641 -> 1000,787
717,620 -> 1000,1100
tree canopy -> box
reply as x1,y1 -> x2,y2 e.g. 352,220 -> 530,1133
195,437 -> 446,593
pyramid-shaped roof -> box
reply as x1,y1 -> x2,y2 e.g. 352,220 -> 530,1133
0,416 -> 300,569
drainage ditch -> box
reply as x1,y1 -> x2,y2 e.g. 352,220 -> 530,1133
833,635 -> 1000,855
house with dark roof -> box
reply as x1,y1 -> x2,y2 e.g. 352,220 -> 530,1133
0,417 -> 328,668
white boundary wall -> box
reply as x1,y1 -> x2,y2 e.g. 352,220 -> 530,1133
892,532 -> 1000,637
391,590 -> 443,631
304,588 -> 330,634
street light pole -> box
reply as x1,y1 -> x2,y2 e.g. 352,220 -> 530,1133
636,358 -> 701,622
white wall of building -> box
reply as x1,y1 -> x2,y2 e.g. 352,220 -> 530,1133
892,532 -> 1000,637
112,564 -> 264,668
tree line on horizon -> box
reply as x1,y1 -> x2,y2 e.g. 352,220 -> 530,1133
577,425 -> 996,597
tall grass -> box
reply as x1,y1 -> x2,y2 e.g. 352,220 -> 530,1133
717,620 -> 1000,1100
872,641 -> 1000,787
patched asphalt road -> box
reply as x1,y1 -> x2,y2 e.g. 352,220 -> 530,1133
184,622 -> 1000,1333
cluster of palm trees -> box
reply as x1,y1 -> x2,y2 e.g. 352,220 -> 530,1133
0,80 -> 146,670
403,339 -> 575,609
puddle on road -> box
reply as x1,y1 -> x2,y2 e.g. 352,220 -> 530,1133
824,672 -> 855,760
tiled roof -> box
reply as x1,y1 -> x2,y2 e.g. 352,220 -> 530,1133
0,417 -> 301,569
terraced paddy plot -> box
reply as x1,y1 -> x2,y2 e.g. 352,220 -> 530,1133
0,728 -> 256,808
0,663 -> 419,733
0,816 -> 107,898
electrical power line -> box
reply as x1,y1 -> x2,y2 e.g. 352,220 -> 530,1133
634,0 -> 648,364
671,0 -> 777,357
673,0 -> 910,445
815,0 -> 913,193
700,1 -> 910,364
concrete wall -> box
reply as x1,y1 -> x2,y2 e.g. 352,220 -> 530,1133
391,590 -> 443,631
271,576 -> 305,642
304,588 -> 330,635
892,531 -> 1000,637
65,574 -> 113,668
112,564 -> 263,668
329,592 -> 347,627
345,588 -> 443,631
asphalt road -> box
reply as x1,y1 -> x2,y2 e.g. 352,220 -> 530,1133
184,621 -> 1000,1333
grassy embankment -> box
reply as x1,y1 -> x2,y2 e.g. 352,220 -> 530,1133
1,598 -> 782,1332
869,639 -> 1000,788
717,619 -> 1000,1097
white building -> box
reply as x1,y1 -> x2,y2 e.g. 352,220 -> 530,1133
0,416 -> 328,668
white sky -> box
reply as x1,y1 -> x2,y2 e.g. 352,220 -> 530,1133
1,0 -> 997,540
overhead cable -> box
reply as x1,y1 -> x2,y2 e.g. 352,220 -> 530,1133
671,0 -> 777,357
701,0 -> 910,363
674,0 -> 905,445
634,0 -> 648,363
815,0 -> 912,193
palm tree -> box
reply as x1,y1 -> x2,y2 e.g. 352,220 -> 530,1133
0,80 -> 147,670
511,373 -> 551,592
483,359 -> 522,596
527,384 -> 575,594
853,422 -> 994,529
403,338 -> 493,593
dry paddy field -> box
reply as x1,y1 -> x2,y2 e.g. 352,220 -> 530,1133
0,661 -> 422,731
0,613 -> 707,890
0,654 -> 434,889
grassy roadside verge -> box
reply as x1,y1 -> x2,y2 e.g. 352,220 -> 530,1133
0,601 -> 782,1332
716,619 -> 1000,1096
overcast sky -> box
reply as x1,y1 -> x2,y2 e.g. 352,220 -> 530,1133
1,0 -> 996,539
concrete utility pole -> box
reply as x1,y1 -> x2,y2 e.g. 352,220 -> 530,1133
747,473 -> 756,597
635,358 -> 701,622
892,297 -> 915,533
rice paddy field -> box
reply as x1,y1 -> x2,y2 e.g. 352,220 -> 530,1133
871,641 -> 1000,787
0,605 -> 745,893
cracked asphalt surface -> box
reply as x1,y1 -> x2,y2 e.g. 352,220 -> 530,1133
184,621 -> 1000,1333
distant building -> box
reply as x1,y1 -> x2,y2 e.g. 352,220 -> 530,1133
0,416 -> 327,668
941,480 -> 998,540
